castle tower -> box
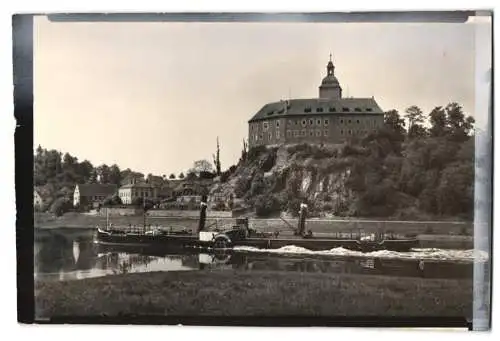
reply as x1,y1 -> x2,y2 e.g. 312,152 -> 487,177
318,54 -> 342,99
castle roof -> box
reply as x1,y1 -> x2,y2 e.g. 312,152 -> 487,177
248,97 -> 384,123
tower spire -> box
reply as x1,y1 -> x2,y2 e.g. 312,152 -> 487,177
329,53 -> 332,62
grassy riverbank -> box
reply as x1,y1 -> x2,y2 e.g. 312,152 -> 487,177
35,270 -> 472,319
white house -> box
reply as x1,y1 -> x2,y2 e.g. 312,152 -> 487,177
34,188 -> 44,209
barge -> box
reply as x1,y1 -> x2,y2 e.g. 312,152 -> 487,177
94,197 -> 419,253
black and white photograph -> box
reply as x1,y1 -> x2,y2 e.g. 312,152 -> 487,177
11,9 -> 493,330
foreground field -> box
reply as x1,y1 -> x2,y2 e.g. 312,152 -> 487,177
35,270 -> 472,319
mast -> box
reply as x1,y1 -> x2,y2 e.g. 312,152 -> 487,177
143,195 -> 146,234
106,207 -> 109,231
297,203 -> 308,236
198,195 -> 208,233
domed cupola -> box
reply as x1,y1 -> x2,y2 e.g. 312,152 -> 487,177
319,54 -> 342,99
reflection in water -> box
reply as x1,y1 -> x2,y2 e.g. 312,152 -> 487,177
34,229 -> 474,282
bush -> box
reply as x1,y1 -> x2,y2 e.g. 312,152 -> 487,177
220,171 -> 230,183
50,197 -> 73,217
255,194 -> 281,217
234,177 -> 251,198
249,173 -> 266,197
199,171 -> 216,180
213,201 -> 226,211
247,145 -> 267,161
103,194 -> 122,206
261,149 -> 277,172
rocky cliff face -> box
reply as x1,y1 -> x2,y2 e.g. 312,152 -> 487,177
209,144 -> 358,217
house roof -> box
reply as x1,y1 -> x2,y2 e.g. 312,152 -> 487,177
76,183 -> 118,196
119,183 -> 155,189
248,97 -> 384,123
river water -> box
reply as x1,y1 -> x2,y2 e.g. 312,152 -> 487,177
34,229 -> 486,282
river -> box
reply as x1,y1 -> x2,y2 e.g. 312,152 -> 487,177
34,228 -> 486,282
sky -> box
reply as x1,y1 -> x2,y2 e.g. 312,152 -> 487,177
34,15 -> 482,176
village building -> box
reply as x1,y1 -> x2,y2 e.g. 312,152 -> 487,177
118,178 -> 158,204
248,56 -> 385,148
73,183 -> 118,207
34,187 -> 44,209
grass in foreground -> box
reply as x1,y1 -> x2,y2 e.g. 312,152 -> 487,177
35,270 -> 472,318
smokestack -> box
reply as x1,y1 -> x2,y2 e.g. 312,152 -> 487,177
297,203 -> 308,236
198,195 -> 208,233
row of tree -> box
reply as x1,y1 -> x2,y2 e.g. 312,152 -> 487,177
326,102 -> 475,219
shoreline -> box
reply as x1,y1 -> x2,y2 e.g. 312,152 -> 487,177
34,269 -> 473,319
34,212 -> 473,232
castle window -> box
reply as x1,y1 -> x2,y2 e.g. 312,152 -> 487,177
268,132 -> 272,140
259,134 -> 263,140
366,108 -> 373,112
340,119 -> 344,124
348,130 -> 352,135
288,120 -> 293,125
308,119 -> 313,125
348,120 -> 352,124
276,120 -> 280,128
329,107 -> 336,112
301,130 -> 306,136
263,121 -> 269,130
316,107 -> 324,112
317,119 -> 321,125
301,120 -> 307,127
316,130 -> 321,137
295,120 -> 299,125
309,130 -> 314,136
324,130 -> 328,136
354,108 -> 362,112
255,134 -> 258,141
304,107 -> 312,113
356,119 -> 360,124
293,131 -> 298,137
342,107 -> 349,112
324,119 -> 329,126
340,130 -> 344,135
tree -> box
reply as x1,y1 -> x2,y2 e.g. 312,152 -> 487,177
108,164 -> 122,186
169,173 -> 176,179
255,194 -> 281,217
191,159 -> 214,176
436,162 -> 474,217
239,139 -> 248,164
179,172 -> 185,179
384,110 -> 406,139
88,169 -> 98,184
429,106 -> 448,137
76,160 -> 94,183
50,197 -> 72,217
186,171 -> 198,180
96,164 -> 111,183
445,103 -> 475,142
404,106 -> 426,139
212,137 -> 222,176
